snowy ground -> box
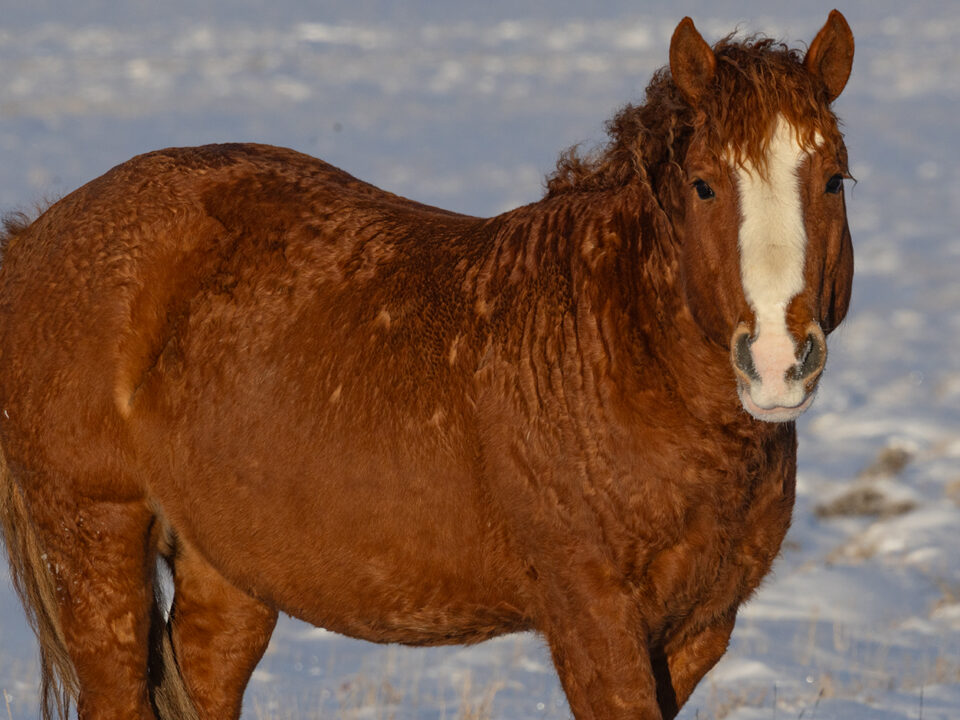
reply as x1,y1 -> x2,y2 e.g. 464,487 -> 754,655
1,1 -> 958,718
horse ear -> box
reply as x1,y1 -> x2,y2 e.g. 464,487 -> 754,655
670,17 -> 716,107
805,10 -> 854,103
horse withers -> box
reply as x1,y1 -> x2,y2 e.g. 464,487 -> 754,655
0,11 -> 854,720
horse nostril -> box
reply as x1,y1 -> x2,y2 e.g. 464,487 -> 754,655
732,328 -> 760,382
791,325 -> 827,383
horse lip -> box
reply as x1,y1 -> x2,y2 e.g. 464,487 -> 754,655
737,382 -> 816,423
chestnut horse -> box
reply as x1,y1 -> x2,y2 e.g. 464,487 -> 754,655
0,12 -> 854,720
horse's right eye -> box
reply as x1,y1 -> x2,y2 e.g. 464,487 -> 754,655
692,179 -> 715,200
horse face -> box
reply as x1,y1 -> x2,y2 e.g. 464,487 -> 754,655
670,13 -> 854,422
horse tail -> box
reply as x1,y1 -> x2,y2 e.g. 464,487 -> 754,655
148,563 -> 201,720
0,445 -> 78,720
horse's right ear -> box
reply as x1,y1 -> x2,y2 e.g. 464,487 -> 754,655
805,10 -> 855,103
670,17 -> 716,107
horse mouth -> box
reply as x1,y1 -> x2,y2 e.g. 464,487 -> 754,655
737,382 -> 816,423
730,321 -> 827,423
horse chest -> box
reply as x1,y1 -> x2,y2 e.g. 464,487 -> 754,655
488,393 -> 796,606
624,430 -> 798,631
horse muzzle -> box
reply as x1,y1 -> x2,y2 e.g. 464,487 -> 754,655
731,321 -> 827,422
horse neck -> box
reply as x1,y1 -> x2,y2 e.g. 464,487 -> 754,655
604,191 -> 747,426
484,185 -> 744,427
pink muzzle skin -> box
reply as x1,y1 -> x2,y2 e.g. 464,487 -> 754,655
731,322 -> 827,423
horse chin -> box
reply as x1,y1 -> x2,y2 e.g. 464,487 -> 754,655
737,383 -> 816,423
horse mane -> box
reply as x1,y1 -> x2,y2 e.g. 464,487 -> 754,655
545,35 -> 847,199
0,211 -> 35,265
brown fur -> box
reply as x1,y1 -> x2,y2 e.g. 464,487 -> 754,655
0,14 -> 854,720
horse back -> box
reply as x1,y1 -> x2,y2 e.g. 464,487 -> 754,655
1,145 -> 475,424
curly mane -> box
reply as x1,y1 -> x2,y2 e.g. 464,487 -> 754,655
545,35 -> 846,198
0,212 -> 34,265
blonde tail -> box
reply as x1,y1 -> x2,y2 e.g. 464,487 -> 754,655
0,446 -> 78,720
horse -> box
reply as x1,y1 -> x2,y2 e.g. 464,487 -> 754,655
0,11 -> 854,720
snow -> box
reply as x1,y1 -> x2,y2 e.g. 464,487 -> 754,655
1,1 -> 958,718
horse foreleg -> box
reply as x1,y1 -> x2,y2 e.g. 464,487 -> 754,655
539,568 -> 663,720
167,538 -> 277,720
652,613 -> 736,719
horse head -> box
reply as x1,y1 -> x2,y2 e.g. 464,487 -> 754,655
667,11 -> 854,422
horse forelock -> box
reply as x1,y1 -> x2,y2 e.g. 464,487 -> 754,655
703,37 -> 845,175
546,34 -> 846,198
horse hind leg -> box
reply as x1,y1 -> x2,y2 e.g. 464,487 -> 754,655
1,465 -> 161,719
162,535 -> 278,720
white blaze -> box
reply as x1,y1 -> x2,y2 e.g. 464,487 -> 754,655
735,116 -> 809,410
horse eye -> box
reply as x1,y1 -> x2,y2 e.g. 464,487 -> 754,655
825,174 -> 844,195
692,179 -> 715,200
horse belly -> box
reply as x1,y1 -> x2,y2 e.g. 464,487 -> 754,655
141,403 -> 529,645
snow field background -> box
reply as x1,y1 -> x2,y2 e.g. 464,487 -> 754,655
1,1 -> 958,718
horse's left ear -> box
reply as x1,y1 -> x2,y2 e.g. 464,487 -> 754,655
670,17 -> 716,107
805,10 -> 855,103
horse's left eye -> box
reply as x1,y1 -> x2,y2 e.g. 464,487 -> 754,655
825,174 -> 844,194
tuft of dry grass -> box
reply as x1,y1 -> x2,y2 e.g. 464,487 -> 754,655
701,683 -> 769,719
945,478 -> 960,507
815,443 -> 919,520
814,485 -> 916,519
455,673 -> 503,720
857,446 -> 913,480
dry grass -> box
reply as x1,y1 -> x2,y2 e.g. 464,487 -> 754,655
250,668 -> 503,720
685,600 -> 960,720
857,446 -> 913,480
815,443 -> 919,520
814,485 -> 916,520
455,674 -> 504,720
945,478 -> 960,507
702,684 -> 769,719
